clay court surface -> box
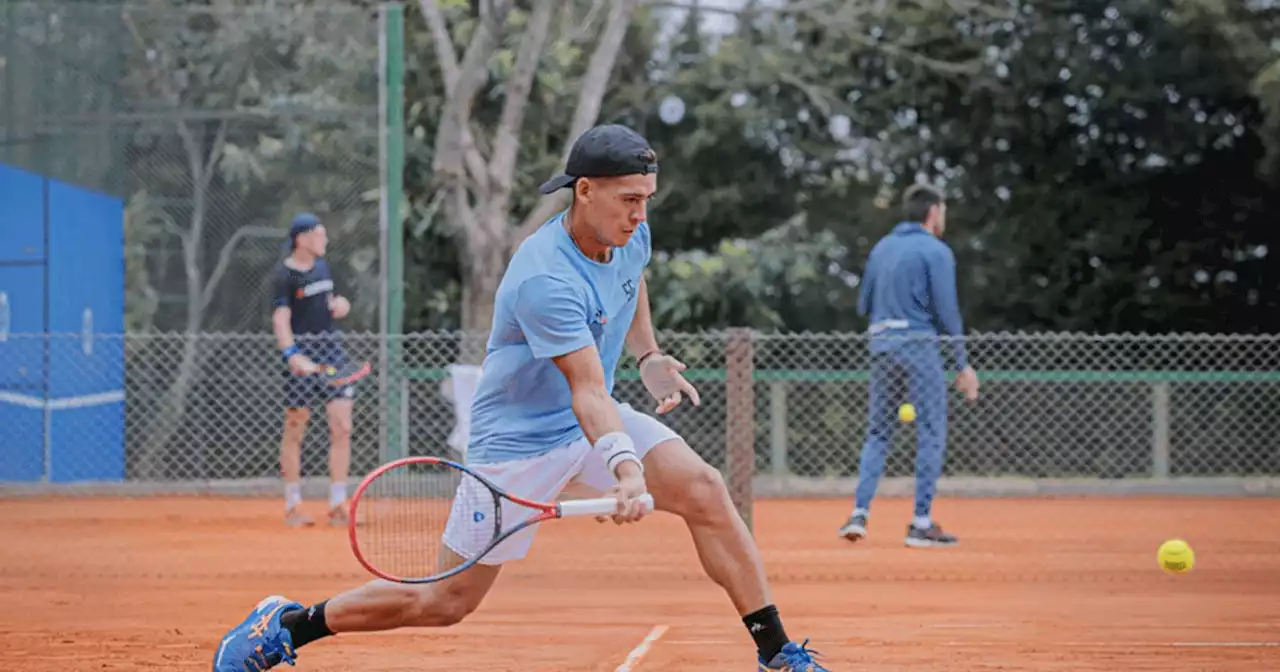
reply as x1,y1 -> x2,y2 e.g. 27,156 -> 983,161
3,496 -> 1278,671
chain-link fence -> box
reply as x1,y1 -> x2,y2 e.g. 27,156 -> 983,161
3,332 -> 1277,508
0,1 -> 387,334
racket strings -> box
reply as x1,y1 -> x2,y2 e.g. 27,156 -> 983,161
353,462 -> 498,581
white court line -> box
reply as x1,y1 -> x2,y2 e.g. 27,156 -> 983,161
615,625 -> 669,672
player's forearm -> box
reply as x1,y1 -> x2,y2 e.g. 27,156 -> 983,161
272,310 -> 296,350
626,276 -> 661,360
571,386 -> 641,478
571,387 -> 627,446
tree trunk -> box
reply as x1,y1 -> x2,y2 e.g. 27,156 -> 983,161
460,231 -> 509,364
134,120 -> 223,480
134,238 -> 203,480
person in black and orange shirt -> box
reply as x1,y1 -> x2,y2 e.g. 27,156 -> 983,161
270,213 -> 358,529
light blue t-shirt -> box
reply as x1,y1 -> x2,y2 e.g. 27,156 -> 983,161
465,211 -> 652,464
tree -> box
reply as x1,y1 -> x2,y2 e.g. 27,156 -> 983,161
908,0 -> 1280,333
629,0 -> 1009,331
645,215 -> 862,332
659,0 -> 1280,335
414,0 -> 641,342
115,1 -> 384,474
406,0 -> 1010,335
1172,0 -> 1280,179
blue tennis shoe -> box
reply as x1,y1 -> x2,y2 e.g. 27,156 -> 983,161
759,639 -> 832,671
212,595 -> 303,671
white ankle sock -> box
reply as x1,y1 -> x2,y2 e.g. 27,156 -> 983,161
853,508 -> 870,518
912,515 -> 931,530
329,482 -> 348,508
284,482 -> 302,512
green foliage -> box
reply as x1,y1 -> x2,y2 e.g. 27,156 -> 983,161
911,0 -> 1280,333
635,0 -> 1280,335
0,1 -> 386,333
13,0 -> 1279,336
646,218 -> 861,332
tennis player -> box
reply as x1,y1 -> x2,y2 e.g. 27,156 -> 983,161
270,213 -> 358,529
836,184 -> 980,548
213,126 -> 832,671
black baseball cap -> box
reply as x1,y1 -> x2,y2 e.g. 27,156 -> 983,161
284,212 -> 321,251
538,124 -> 659,195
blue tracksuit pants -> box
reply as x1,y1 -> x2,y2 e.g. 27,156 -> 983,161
854,341 -> 948,517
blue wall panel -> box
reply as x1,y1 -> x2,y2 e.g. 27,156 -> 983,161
0,165 -> 125,484
47,180 -> 125,392
0,265 -> 45,388
46,179 -> 125,483
0,405 -> 44,481
0,265 -> 46,481
0,163 -> 46,263
49,404 -> 124,482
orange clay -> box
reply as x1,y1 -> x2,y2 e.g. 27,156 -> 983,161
1,496 -> 1278,671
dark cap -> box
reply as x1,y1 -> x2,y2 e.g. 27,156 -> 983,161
289,212 -> 321,238
538,124 -> 658,195
285,212 -> 321,251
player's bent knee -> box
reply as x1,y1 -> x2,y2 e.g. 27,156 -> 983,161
283,409 -> 310,432
417,598 -> 475,627
406,580 -> 485,627
667,464 -> 733,527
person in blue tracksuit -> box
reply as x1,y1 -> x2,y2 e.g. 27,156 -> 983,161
837,184 -> 981,549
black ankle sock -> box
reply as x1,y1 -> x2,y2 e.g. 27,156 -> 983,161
280,601 -> 333,648
743,604 -> 790,662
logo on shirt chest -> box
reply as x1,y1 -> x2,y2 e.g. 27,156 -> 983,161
592,276 -> 639,328
295,279 -> 334,299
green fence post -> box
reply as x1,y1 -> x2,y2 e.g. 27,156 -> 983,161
379,3 -> 406,464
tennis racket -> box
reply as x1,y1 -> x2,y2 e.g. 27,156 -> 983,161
348,456 -> 655,584
314,360 -> 371,387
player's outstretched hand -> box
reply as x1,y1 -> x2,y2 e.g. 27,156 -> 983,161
598,468 -> 650,526
639,353 -> 701,414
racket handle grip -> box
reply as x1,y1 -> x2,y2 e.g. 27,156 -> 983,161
559,493 -> 655,518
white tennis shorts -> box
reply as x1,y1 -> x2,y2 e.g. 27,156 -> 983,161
441,402 -> 680,565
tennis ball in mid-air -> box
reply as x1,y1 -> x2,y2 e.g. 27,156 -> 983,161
1157,539 -> 1195,574
898,403 -> 916,423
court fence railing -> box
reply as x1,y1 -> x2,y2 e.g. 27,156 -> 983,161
2,331 -> 1279,524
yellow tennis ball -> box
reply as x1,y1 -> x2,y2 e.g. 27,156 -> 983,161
898,403 -> 916,423
1158,539 -> 1195,574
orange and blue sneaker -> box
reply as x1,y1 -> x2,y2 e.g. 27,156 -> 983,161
759,639 -> 831,671
212,595 -> 303,671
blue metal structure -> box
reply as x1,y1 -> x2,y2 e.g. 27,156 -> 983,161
0,162 -> 125,483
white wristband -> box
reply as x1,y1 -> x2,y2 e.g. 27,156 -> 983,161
595,431 -> 643,476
